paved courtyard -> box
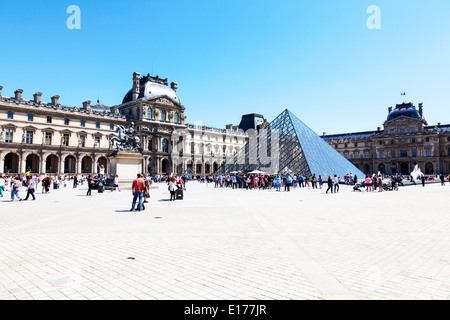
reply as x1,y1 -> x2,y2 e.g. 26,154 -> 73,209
0,179 -> 449,300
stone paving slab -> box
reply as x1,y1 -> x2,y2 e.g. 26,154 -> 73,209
0,181 -> 449,300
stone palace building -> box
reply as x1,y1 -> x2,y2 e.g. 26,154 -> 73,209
0,72 -> 249,176
322,102 -> 450,176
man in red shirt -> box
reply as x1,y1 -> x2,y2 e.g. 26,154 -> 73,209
130,173 -> 145,212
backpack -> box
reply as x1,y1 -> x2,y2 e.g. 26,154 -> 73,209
13,180 -> 21,190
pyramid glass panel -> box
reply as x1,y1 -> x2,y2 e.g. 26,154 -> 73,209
218,109 -> 365,180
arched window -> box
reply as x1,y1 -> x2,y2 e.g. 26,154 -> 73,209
162,138 -> 169,153
161,110 -> 166,121
148,107 -> 153,119
174,112 -> 179,123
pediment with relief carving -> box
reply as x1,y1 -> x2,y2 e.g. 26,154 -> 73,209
156,97 -> 175,106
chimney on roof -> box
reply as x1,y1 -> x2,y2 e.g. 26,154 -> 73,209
14,89 -> 23,100
388,106 -> 392,113
33,92 -> 42,103
132,72 -> 140,101
51,95 -> 60,105
418,102 -> 423,118
110,105 -> 118,114
83,100 -> 92,111
0,86 -> 3,96
170,82 -> 178,92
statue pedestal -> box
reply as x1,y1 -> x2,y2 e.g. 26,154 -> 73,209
108,152 -> 143,189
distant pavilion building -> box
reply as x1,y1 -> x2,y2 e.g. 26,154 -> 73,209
322,102 -> 450,175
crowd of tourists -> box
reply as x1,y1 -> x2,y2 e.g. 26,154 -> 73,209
0,170 -> 121,201
188,173 -> 346,193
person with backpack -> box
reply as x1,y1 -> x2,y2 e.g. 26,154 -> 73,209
286,175 -> 293,191
11,176 -> 23,202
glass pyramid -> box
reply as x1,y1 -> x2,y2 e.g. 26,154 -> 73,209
218,109 -> 365,179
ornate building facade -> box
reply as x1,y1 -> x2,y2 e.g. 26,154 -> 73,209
322,102 -> 450,176
0,72 -> 248,176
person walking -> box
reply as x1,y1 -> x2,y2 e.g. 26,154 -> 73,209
0,175 -> 5,197
365,175 -> 372,192
318,175 -> 323,189
334,175 -> 340,193
326,175 -> 333,194
130,173 -> 145,211
378,175 -> 383,192
24,176 -> 36,201
168,176 -> 176,201
440,174 -> 445,186
11,176 -> 23,202
86,175 -> 93,196
286,175 -> 293,191
73,175 -> 78,188
421,174 -> 426,187
113,175 -> 120,192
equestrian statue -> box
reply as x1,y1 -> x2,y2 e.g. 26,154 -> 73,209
109,122 -> 142,154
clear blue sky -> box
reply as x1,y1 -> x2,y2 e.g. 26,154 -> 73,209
1,0 -> 449,134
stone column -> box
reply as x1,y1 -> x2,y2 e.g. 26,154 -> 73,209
40,154 -> 46,176
58,153 -> 64,175
19,152 -> 25,174
76,155 -> 81,175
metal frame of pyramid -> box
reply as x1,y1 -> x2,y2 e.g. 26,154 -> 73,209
217,109 -> 365,179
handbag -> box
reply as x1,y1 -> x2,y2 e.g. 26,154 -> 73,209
145,191 -> 150,198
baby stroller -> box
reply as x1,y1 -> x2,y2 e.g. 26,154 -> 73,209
353,181 -> 366,192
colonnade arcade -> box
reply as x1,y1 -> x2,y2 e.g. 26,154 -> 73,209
0,150 -> 109,176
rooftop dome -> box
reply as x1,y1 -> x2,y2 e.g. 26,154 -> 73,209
387,102 -> 421,122
122,74 -> 180,104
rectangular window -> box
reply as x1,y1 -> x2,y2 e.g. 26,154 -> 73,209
64,118 -> 70,125
81,120 -> 85,127
379,151 -> 384,159
191,143 -> 195,155
365,151 -> 370,159
400,127 -> 406,134
110,123 -> 114,130
80,135 -> 85,147
26,131 -> 33,144
5,128 -> 13,142
148,139 -> 153,151
400,150 -> 407,157
391,150 -> 396,158
354,152 -> 359,159
411,126 -> 416,134
96,122 -> 100,129
45,132 -> 52,145
344,152 -> 349,159
426,148 -> 431,157
390,129 -> 395,135
62,133 -> 69,146
94,136 -> 100,147
7,111 -> 14,119
412,148 -> 417,157
47,116 -> 52,124
28,114 -> 34,121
